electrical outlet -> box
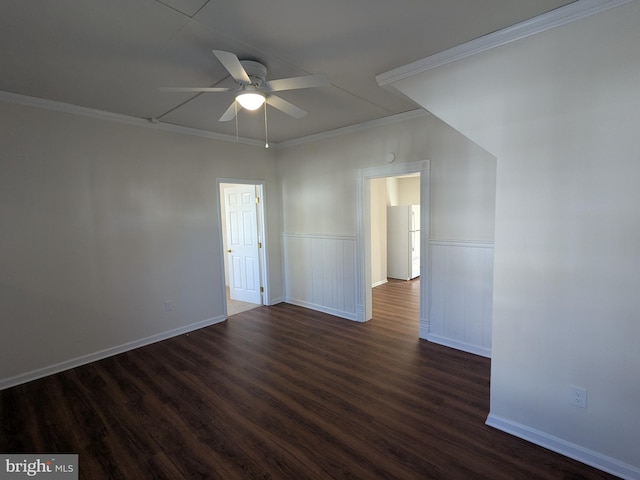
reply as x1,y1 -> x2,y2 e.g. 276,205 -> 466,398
163,301 -> 173,312
570,386 -> 587,408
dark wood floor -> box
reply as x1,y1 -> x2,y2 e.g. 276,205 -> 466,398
0,279 -> 617,479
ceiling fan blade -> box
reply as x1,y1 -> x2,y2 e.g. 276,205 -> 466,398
219,101 -> 241,122
212,50 -> 251,84
266,95 -> 307,119
267,74 -> 329,92
159,87 -> 231,92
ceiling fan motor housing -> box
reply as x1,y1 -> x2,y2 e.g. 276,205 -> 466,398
240,60 -> 267,86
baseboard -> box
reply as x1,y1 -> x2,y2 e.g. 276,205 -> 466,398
266,296 -> 285,306
486,414 -> 640,480
284,298 -> 357,322
371,279 -> 388,288
425,333 -> 491,358
0,315 -> 227,391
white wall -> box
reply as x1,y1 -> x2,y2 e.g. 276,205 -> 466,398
396,176 -> 420,206
386,176 -> 400,206
370,177 -> 387,286
391,2 -> 640,475
278,114 -> 496,321
279,114 -> 496,239
0,100 -> 282,387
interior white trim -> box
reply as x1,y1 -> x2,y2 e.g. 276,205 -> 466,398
426,334 -> 491,358
355,161 -> 430,326
0,89 -> 429,149
428,240 -> 494,357
372,279 -> 388,288
0,90 -> 266,147
277,109 -> 430,149
284,298 -> 358,322
282,233 -> 357,321
217,179 -> 270,307
486,414 -> 640,480
377,0 -> 636,86
282,233 -> 356,241
0,315 -> 226,391
429,239 -> 494,248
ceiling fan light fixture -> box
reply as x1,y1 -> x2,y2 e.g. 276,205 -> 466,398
236,90 -> 265,111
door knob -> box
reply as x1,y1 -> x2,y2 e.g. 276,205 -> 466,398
227,249 -> 232,253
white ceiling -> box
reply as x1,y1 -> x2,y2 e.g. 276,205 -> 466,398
0,0 -> 575,144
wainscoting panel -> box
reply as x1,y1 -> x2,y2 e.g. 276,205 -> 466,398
283,234 -> 357,320
428,240 -> 494,357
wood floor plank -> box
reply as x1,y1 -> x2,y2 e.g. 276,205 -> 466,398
0,279 -> 618,479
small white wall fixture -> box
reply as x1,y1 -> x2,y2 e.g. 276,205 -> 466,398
355,160 -> 430,335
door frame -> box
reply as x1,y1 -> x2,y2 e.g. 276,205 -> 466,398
216,178 -> 270,313
355,160 -> 430,337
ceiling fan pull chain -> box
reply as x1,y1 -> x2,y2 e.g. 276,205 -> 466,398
235,101 -> 239,143
264,103 -> 269,149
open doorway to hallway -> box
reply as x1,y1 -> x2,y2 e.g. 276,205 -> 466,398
370,174 -> 421,330
218,181 -> 268,317
356,160 -> 429,331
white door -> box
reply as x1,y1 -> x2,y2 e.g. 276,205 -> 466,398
224,185 -> 261,304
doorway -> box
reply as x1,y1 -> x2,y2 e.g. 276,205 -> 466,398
370,174 -> 421,328
355,161 -> 430,338
218,179 -> 269,317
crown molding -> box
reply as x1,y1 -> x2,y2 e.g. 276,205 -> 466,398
1,89 -> 430,149
276,109 -> 430,149
377,0 -> 637,86
0,90 -> 267,148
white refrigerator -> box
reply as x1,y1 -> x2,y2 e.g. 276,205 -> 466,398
387,205 -> 420,280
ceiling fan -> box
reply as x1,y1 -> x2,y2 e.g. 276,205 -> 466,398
161,50 -> 329,122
